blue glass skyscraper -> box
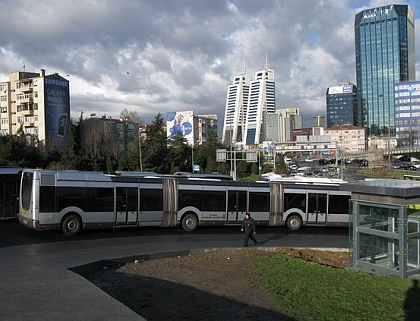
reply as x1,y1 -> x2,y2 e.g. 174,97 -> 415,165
326,82 -> 363,128
355,4 -> 415,136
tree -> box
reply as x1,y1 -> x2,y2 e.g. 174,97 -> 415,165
78,118 -> 119,172
168,132 -> 191,173
46,120 -> 80,170
251,162 -> 259,175
120,108 -> 144,124
275,154 -> 288,174
236,160 -> 248,178
192,127 -> 225,173
142,113 -> 170,173
118,134 -> 142,171
0,132 -> 42,168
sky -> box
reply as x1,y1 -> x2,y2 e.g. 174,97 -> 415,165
1,0 -> 419,128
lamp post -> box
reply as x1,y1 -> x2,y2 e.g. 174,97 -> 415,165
229,110 -> 234,179
138,130 -> 143,172
340,125 -> 344,179
191,143 -> 195,172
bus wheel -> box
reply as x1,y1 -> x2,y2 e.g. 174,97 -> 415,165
181,214 -> 198,232
61,214 -> 82,236
286,214 -> 302,231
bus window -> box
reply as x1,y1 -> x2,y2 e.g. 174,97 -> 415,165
56,187 -> 84,211
86,187 -> 114,212
284,193 -> 306,212
178,190 -> 202,210
21,172 -> 33,212
249,192 -> 269,212
202,191 -> 226,211
140,189 -> 163,211
328,194 -> 350,214
40,186 -> 57,212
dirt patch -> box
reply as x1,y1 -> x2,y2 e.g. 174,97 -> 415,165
86,248 -> 349,321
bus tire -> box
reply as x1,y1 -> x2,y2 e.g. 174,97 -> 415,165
181,214 -> 198,232
61,214 -> 82,236
286,214 -> 302,231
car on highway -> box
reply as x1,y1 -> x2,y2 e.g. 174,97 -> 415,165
402,162 -> 417,171
410,161 -> 420,169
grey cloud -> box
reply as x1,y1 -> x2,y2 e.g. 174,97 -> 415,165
0,0 -> 419,128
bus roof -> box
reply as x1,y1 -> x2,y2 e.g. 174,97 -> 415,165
0,167 -> 24,174
263,175 -> 348,185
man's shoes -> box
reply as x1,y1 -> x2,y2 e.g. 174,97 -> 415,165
243,245 -> 248,247
254,242 -> 258,246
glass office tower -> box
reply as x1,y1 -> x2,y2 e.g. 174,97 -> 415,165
326,83 -> 363,128
355,5 -> 415,136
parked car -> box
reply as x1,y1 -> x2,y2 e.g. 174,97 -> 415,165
410,161 -> 420,169
352,159 -> 369,166
318,159 -> 328,165
402,163 -> 417,171
313,169 -> 321,176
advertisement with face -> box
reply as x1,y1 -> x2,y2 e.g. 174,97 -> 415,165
166,111 -> 194,145
44,75 -> 70,150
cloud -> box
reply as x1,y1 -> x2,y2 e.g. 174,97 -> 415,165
0,0 -> 419,129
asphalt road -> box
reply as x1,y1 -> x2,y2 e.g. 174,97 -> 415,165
0,218 -> 349,250
0,219 -> 350,321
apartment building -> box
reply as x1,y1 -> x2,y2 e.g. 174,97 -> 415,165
0,69 -> 70,149
325,125 -> 366,152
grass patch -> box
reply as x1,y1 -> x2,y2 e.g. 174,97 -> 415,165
252,253 -> 417,321
356,169 -> 411,179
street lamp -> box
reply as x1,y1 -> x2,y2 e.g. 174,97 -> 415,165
228,110 -> 234,179
340,126 -> 344,179
138,126 -> 146,172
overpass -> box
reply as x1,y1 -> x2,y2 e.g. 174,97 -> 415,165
273,146 -> 420,160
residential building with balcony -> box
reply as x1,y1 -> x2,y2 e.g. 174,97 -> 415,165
79,116 -> 140,157
0,69 -> 70,149
325,125 -> 366,153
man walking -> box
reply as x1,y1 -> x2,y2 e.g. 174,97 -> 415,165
241,213 -> 258,247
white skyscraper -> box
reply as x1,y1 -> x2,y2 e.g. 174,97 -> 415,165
221,68 -> 251,145
243,59 -> 275,145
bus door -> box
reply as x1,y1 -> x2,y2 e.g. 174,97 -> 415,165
307,193 -> 327,224
0,177 -> 19,219
115,187 -> 138,225
227,190 -> 247,223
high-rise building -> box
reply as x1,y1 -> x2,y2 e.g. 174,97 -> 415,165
264,108 -> 303,143
313,116 -> 325,128
243,60 -> 276,145
0,69 -> 70,149
395,81 -> 420,147
326,82 -> 363,128
355,4 -> 415,136
221,69 -> 251,146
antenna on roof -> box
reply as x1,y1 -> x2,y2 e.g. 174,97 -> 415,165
264,53 -> 269,70
243,59 -> 246,75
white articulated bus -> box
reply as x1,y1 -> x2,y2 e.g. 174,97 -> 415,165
18,169 -> 351,235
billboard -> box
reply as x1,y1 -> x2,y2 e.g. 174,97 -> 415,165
166,111 -> 194,145
328,85 -> 354,95
44,75 -> 70,150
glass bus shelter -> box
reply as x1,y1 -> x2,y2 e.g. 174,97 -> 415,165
342,179 -> 420,278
